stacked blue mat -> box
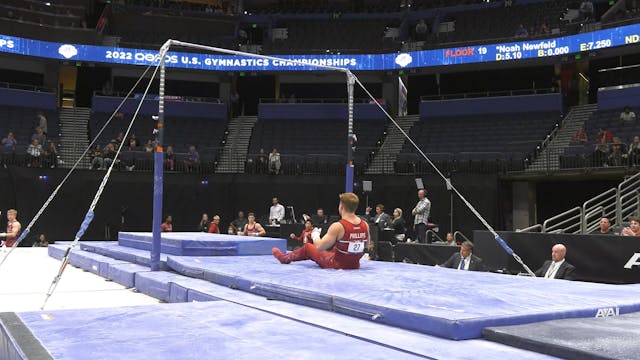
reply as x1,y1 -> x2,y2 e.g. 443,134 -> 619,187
49,242 -> 640,340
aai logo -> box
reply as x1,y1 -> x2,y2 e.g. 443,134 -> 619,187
394,53 -> 412,68
58,44 -> 78,59
595,307 -> 620,317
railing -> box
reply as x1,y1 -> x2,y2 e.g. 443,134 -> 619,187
542,206 -> 582,234
516,224 -> 542,233
420,88 -> 557,101
259,98 -> 372,104
0,81 -> 55,93
617,172 -> 640,223
425,230 -> 444,243
92,91 -> 222,104
530,172 -> 640,235
582,187 -> 617,232
453,231 -> 470,244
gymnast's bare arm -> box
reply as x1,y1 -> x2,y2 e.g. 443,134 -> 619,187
313,222 -> 344,251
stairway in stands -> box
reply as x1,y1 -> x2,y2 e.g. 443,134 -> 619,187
365,114 -> 420,174
58,107 -> 91,169
527,103 -> 598,172
215,116 -> 258,173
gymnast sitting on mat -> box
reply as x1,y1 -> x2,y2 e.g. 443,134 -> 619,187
273,193 -> 370,270
290,219 -> 314,244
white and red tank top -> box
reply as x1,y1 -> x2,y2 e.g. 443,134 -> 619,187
333,219 -> 369,269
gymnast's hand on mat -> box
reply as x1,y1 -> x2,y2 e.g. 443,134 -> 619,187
311,227 -> 322,241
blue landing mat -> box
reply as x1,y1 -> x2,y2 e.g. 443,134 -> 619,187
74,241 -> 170,270
483,312 -> 640,360
44,248 -> 558,359
167,256 -> 640,340
9,302 -> 426,360
118,231 -> 286,256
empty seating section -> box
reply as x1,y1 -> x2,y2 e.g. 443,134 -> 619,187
397,112 -> 559,173
267,19 -> 395,54
248,117 -> 387,174
560,107 -> 640,169
89,112 -> 227,171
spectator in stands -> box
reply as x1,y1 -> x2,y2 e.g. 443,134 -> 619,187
445,232 -> 456,246
31,127 -> 46,147
36,111 -> 48,135
571,127 -> 588,144
198,213 -> 209,232
112,132 -> 124,147
364,204 -> 392,229
391,208 -> 406,242
412,189 -> 431,243
269,147 -> 281,175
129,133 -> 141,148
621,217 -> 640,237
184,145 -> 200,173
414,19 -> 428,40
627,135 -> 640,166
26,139 -> 43,167
33,234 -> 48,247
208,215 -> 221,234
608,137 -> 625,166
592,217 -> 615,235
102,143 -> 117,169
514,24 -> 528,38
620,106 -> 636,124
268,196 -> 285,225
535,244 -> 575,280
539,22 -> 551,35
44,141 -> 58,168
161,215 -> 173,232
596,127 -> 613,143
242,212 -> 266,236
91,144 -> 103,170
230,91 -> 240,117
2,132 -> 17,150
594,136 -> 610,167
257,147 -> 267,174
231,211 -> 248,234
165,146 -> 175,171
438,241 -> 486,271
304,208 -> 328,225
504,0 -> 513,7
580,1 -> 594,21
143,139 -> 154,153
290,219 -> 314,244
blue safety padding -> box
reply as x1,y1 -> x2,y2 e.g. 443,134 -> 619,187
133,272 -> 176,302
107,263 -> 150,288
118,232 -> 286,256
483,312 -> 640,360
15,302 -> 430,360
77,242 -> 169,270
66,250 -> 128,278
166,255 -> 640,340
47,245 -> 67,260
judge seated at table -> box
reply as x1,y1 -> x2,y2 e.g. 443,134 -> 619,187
438,241 -> 486,271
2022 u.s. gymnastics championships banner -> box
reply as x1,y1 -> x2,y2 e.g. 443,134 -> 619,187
0,23 -> 639,71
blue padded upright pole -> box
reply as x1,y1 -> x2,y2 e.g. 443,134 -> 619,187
345,71 -> 355,193
151,44 -> 169,271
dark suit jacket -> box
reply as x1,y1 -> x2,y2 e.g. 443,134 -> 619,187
535,260 -> 576,280
440,253 -> 486,272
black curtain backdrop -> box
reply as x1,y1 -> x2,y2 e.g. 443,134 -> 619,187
2,167 -> 500,243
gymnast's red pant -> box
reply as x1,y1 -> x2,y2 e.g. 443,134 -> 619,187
274,243 -> 360,270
